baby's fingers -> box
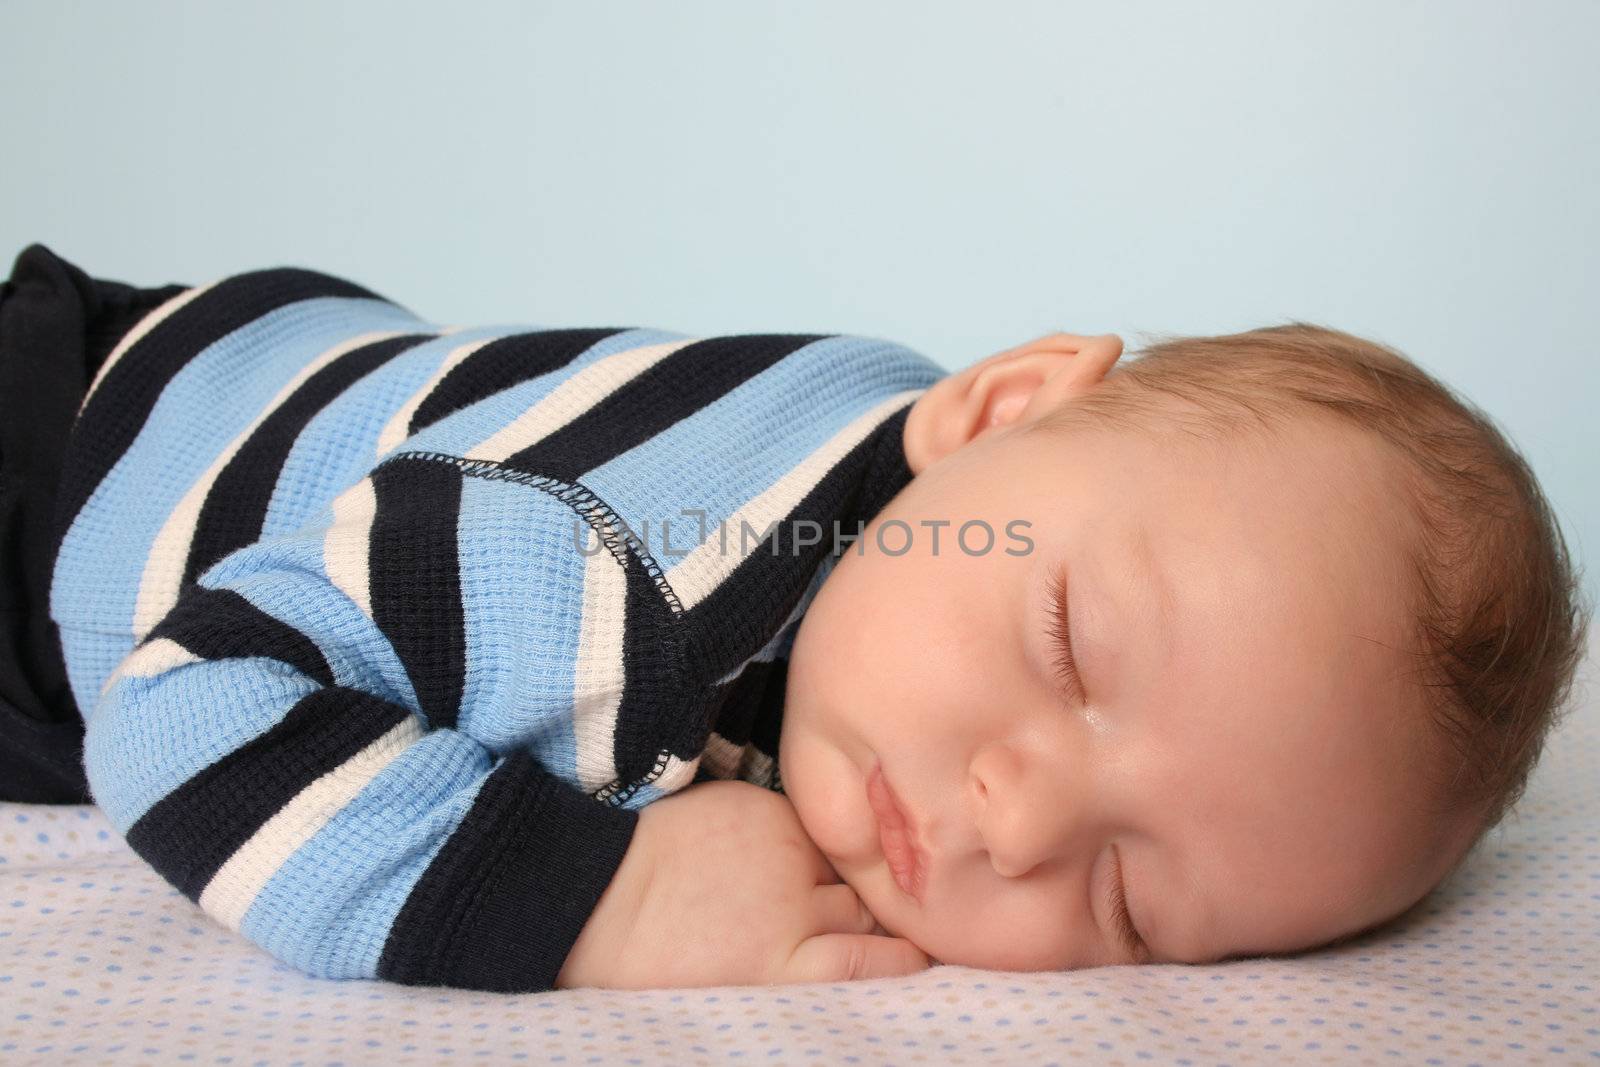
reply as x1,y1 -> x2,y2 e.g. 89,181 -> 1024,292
810,883 -> 878,935
782,933 -> 932,984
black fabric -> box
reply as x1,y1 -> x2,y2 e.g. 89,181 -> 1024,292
377,747 -> 639,993
369,456 -> 468,731
502,334 -> 823,483
145,584 -> 335,688
0,243 -> 188,803
409,327 -> 629,435
707,656 -> 789,756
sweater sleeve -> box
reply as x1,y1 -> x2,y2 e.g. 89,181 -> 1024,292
81,456 -> 639,993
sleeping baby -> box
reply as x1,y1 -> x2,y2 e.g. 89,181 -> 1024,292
0,242 -> 1588,992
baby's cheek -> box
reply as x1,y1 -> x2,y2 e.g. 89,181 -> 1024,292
781,733 -> 868,861
912,884 -> 1092,971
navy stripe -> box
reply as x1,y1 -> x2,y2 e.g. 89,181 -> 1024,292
368,458 -> 467,729
145,585 -> 335,687
409,328 -> 630,434
52,268 -> 392,553
502,334 -> 825,483
682,403 -> 913,683
706,657 -> 785,750
123,686 -> 414,899
184,332 -> 435,587
378,748 -> 639,992
748,657 -> 788,764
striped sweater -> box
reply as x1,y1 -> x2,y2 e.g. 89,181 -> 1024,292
51,264 -> 946,992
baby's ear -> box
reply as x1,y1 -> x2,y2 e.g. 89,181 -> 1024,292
1011,333 -> 1124,412
903,333 -> 1123,475
1024,331 -> 1126,395
999,332 -> 1107,358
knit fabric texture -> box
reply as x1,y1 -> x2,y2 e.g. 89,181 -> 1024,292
48,263 -> 946,992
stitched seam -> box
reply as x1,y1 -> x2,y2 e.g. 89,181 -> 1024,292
379,450 -> 695,807
379,449 -> 685,615
591,747 -> 675,807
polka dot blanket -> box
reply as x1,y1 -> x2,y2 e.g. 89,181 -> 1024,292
3,632 -> 1596,1066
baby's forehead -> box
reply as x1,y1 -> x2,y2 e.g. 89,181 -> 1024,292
1166,403 -> 1399,483
1026,421 -> 1396,565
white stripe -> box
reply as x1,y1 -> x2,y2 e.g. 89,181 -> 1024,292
325,476 -> 378,620
97,637 -> 200,700
197,715 -> 425,932
571,513 -> 627,793
738,747 -> 776,789
666,390 -> 924,610
463,339 -> 695,463
79,282 -> 218,418
131,330 -> 408,640
699,732 -> 744,780
374,334 -> 498,458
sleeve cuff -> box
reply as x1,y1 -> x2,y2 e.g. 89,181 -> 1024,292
378,748 -> 641,993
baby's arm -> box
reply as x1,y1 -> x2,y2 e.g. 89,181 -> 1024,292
83,466 -> 636,993
84,458 -> 928,991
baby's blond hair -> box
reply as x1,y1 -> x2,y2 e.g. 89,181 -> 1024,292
1033,323 -> 1591,861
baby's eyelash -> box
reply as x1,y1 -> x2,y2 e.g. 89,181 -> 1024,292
1044,567 -> 1085,702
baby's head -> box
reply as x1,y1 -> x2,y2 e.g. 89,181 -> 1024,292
778,325 -> 1591,970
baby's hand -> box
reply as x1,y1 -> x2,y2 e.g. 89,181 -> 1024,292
555,779 -> 931,989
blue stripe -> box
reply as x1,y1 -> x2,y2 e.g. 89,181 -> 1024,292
51,297 -> 427,638
83,657 -> 323,831
581,336 -> 943,561
261,324 -> 520,537
58,626 -> 137,726
453,476 -> 590,784
238,731 -> 492,980
397,328 -> 690,458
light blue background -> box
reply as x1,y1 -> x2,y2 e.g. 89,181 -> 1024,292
3,1 -> 1595,604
